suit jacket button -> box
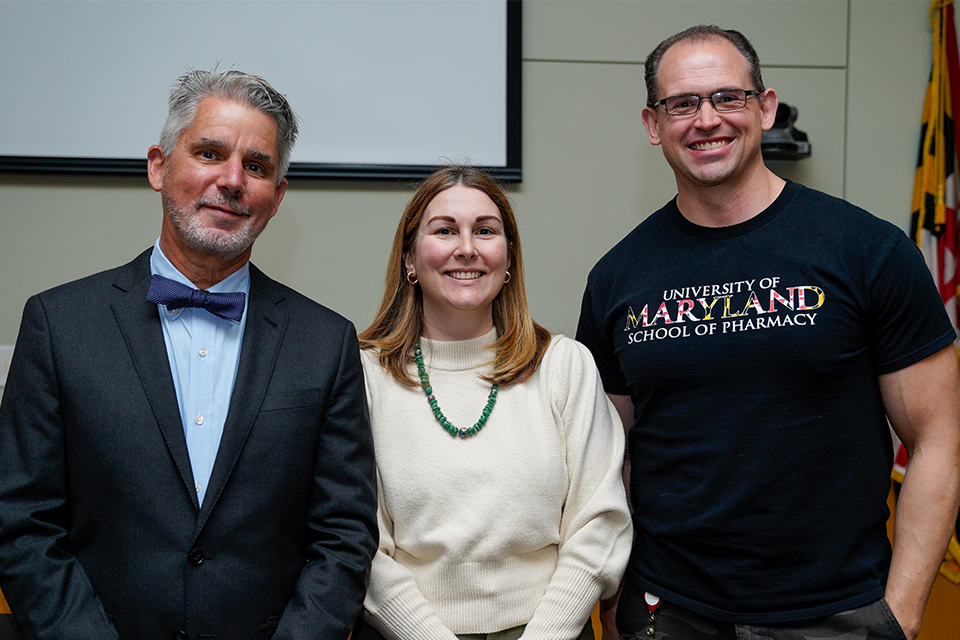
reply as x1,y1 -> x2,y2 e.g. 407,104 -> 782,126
176,633 -> 188,640
188,549 -> 205,566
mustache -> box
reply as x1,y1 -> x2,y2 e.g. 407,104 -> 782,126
196,194 -> 252,217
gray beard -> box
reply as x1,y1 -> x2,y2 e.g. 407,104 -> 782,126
163,190 -> 262,261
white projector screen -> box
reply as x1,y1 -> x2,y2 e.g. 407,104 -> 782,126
0,0 -> 521,180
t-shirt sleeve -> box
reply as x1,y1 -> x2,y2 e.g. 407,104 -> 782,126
576,282 -> 631,396
866,231 -> 956,374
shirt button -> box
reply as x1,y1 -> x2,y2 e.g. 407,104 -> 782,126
195,481 -> 201,493
198,347 -> 208,357
195,414 -> 204,425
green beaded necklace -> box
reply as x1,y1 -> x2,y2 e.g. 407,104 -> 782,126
414,341 -> 498,438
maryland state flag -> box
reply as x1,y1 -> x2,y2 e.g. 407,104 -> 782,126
903,0 -> 960,585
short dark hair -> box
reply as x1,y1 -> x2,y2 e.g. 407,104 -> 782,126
644,25 -> 765,107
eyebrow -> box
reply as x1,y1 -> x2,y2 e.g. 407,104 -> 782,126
671,87 -> 743,96
428,214 -> 503,223
190,137 -> 228,152
249,149 -> 275,166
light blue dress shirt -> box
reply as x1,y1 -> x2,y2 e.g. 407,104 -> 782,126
150,241 -> 249,507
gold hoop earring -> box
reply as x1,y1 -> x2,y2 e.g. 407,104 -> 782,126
407,271 -> 419,285
504,271 -> 511,284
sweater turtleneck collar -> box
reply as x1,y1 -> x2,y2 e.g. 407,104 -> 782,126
418,328 -> 498,372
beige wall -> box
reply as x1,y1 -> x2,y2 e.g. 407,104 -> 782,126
0,0 -> 934,348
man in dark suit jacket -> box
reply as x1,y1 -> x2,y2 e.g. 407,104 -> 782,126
0,69 -> 378,640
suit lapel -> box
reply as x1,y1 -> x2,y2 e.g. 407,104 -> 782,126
197,265 -> 288,529
110,249 -> 200,511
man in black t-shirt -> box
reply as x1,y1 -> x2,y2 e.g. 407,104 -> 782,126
577,25 -> 960,640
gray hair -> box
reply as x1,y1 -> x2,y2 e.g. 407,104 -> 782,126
644,25 -> 765,107
158,68 -> 300,182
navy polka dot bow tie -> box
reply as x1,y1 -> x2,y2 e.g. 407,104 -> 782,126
146,274 -> 246,322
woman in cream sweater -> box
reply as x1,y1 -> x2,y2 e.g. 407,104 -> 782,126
353,165 -> 631,640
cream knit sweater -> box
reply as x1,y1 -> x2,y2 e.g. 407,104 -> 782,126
360,331 -> 632,640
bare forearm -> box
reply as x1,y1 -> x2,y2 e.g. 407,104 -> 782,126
598,588 -> 621,640
885,446 -> 960,639
878,346 -> 960,639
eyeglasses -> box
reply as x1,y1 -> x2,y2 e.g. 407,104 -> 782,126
652,89 -> 760,116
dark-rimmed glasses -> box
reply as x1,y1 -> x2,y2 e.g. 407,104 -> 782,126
652,89 -> 760,116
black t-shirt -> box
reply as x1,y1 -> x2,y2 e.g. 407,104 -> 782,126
577,181 -> 956,622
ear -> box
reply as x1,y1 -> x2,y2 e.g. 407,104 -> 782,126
265,178 -> 288,224
641,106 -> 662,146
403,251 -> 414,275
146,145 -> 166,192
758,88 -> 779,132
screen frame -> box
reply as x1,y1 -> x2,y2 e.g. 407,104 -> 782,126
0,0 -> 521,182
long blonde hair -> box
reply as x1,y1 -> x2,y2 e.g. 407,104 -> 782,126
359,165 -> 550,386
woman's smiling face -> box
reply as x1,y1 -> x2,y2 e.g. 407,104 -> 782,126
405,184 -> 510,339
